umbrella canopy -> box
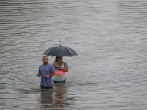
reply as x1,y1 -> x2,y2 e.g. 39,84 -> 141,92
43,44 -> 78,56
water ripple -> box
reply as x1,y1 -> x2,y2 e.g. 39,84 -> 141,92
0,0 -> 147,110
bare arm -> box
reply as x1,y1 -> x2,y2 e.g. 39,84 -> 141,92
37,72 -> 40,77
60,65 -> 68,72
37,66 -> 41,77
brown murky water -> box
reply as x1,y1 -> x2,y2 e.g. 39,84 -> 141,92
0,0 -> 147,109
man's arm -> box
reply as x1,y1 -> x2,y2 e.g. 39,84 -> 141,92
37,66 -> 41,77
37,72 -> 40,77
45,72 -> 55,78
45,65 -> 55,78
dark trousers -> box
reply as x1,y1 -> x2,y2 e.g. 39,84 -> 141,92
54,80 -> 66,83
40,85 -> 53,89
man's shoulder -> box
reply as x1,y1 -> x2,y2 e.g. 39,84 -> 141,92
39,64 -> 43,67
47,63 -> 54,67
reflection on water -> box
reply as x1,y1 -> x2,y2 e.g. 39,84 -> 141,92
40,89 -> 54,109
0,0 -> 147,109
40,84 -> 67,109
53,84 -> 67,109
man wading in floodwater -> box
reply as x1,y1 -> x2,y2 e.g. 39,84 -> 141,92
37,56 -> 55,89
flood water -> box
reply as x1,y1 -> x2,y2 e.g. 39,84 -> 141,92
0,0 -> 147,109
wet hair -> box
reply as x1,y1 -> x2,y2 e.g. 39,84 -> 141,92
55,56 -> 62,62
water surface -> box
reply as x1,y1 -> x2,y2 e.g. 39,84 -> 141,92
0,0 -> 147,109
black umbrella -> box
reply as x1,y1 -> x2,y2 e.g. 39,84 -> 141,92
43,44 -> 78,57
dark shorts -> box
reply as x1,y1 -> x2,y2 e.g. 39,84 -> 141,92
54,80 -> 66,83
40,85 -> 53,89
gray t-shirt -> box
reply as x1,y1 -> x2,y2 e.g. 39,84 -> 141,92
38,64 -> 55,87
